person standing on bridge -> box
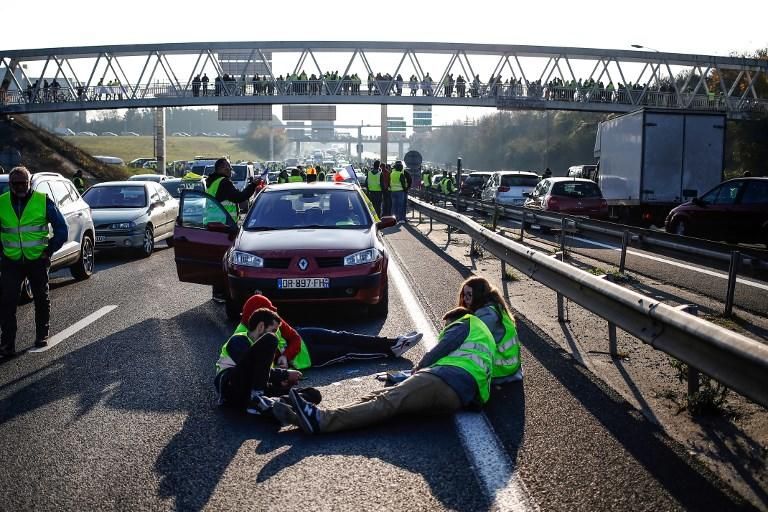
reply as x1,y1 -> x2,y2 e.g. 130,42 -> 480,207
458,276 -> 523,383
273,306 -> 495,434
0,166 -> 68,357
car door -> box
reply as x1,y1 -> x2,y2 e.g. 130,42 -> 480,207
156,184 -> 178,236
734,179 -> 768,243
173,190 -> 236,287
696,181 -> 743,238
44,179 -> 80,260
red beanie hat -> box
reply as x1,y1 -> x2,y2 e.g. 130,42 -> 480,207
241,294 -> 277,325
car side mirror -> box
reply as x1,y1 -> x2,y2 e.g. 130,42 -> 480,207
376,216 -> 397,229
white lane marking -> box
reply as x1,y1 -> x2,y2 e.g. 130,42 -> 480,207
29,306 -> 118,353
388,258 -> 536,511
568,235 -> 768,292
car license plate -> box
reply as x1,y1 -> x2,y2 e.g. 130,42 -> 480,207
96,235 -> 106,242
278,277 -> 329,289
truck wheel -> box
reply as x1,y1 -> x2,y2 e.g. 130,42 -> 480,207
369,283 -> 389,318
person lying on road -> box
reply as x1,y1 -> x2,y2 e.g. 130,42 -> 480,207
273,306 -> 495,434
234,294 -> 423,371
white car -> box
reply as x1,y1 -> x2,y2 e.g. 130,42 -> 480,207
0,172 -> 95,298
480,171 -> 540,206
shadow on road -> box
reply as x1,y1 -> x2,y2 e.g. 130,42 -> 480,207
0,297 -> 486,510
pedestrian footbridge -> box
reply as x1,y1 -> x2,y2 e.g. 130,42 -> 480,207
1,42 -> 766,118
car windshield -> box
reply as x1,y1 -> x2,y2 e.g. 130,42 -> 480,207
501,175 -> 540,187
245,189 -> 370,229
128,175 -> 158,182
83,186 -> 147,208
551,181 -> 602,198
231,165 -> 248,181
191,164 -> 216,176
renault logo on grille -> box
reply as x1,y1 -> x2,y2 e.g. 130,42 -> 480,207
297,258 -> 309,271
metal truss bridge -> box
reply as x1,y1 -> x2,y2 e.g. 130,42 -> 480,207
1,41 -> 767,118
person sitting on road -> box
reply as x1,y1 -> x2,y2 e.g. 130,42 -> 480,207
214,307 -> 303,416
273,306 -> 495,434
234,294 -> 423,371
458,276 -> 523,383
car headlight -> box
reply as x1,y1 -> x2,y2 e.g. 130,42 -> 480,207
344,248 -> 380,266
229,250 -> 264,268
109,221 -> 136,230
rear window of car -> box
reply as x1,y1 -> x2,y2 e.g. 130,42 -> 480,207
465,175 -> 490,186
501,175 -> 540,187
83,186 -> 147,208
245,189 -> 370,229
231,165 -> 249,181
551,181 -> 602,198
740,180 -> 768,204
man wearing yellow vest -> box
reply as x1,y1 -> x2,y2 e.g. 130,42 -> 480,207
206,158 -> 258,302
205,158 -> 258,221
389,161 -> 408,223
365,160 -> 383,216
214,307 -> 303,416
274,306 -> 495,434
0,167 -> 68,357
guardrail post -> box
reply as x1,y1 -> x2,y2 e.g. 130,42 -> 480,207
519,211 -> 525,242
675,305 -> 701,398
492,204 -> 499,231
724,250 -> 740,317
619,230 -> 630,274
559,218 -> 568,261
557,293 -> 566,322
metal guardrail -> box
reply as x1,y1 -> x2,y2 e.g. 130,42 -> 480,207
419,190 -> 768,268
407,195 -> 768,408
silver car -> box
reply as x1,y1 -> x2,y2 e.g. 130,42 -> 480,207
0,172 -> 96,299
481,171 -> 540,206
83,181 -> 178,257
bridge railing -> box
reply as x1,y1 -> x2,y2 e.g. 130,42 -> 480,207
3,79 -> 767,115
405,193 -> 768,408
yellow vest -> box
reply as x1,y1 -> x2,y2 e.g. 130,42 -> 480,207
0,191 -> 49,261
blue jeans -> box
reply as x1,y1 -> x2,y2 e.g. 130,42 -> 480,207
391,191 -> 406,221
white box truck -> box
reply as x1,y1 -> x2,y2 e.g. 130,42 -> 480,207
593,109 -> 725,226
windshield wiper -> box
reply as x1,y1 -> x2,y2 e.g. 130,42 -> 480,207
246,226 -> 279,231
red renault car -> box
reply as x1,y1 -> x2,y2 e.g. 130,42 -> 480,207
173,182 -> 396,319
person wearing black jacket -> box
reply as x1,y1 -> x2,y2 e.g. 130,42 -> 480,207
214,308 -> 303,416
206,158 -> 259,302
0,167 -> 68,357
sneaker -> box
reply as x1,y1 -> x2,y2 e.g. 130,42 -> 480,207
272,400 -> 299,427
391,332 -> 423,357
34,337 -> 48,348
246,392 -> 275,416
290,388 -> 321,434
212,292 -> 227,304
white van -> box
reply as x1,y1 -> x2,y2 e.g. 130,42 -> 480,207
94,155 -> 125,166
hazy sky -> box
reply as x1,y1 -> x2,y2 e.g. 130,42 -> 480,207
3,0 -> 766,129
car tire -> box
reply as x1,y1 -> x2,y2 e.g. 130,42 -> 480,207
369,283 -> 389,318
225,296 -> 242,322
139,225 -> 154,258
70,234 -> 95,280
673,218 -> 687,236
